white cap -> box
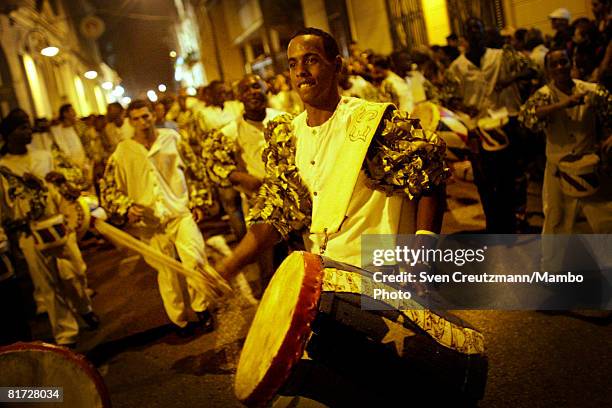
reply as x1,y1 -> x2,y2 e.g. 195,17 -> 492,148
549,8 -> 571,21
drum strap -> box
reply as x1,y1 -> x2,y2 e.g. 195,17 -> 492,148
310,101 -> 391,235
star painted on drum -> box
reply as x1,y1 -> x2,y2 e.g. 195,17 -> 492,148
381,317 -> 414,357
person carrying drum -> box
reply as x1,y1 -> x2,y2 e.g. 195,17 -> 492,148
0,109 -> 99,348
216,26 -> 447,279
100,100 -> 214,336
519,48 -> 612,240
447,17 -> 538,233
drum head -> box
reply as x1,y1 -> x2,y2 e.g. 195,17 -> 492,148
0,342 -> 111,407
411,102 -> 440,132
235,251 -> 324,406
60,197 -> 91,239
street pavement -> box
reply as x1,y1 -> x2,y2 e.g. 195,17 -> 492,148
28,173 -> 612,407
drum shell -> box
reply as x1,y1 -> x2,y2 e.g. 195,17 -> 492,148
29,214 -> 68,253
557,153 -> 601,198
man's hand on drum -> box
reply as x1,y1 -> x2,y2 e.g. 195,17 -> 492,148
563,92 -> 587,109
127,204 -> 145,224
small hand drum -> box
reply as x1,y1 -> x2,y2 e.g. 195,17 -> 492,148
30,214 -> 68,252
0,342 -> 111,408
412,101 -> 470,160
235,251 -> 487,406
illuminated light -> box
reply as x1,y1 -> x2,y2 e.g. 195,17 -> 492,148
40,46 -> 59,57
169,50 -> 177,58
84,70 -> 98,79
112,85 -> 125,97
94,86 -> 107,113
147,90 -> 158,102
74,76 -> 91,115
186,87 -> 196,96
23,54 -> 49,117
422,0 -> 451,45
158,84 -> 167,92
121,96 -> 132,106
102,81 -> 113,90
177,56 -> 184,64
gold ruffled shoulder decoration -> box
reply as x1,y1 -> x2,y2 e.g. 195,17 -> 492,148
590,84 -> 612,130
0,166 -> 48,224
518,88 -> 554,133
201,129 -> 237,188
99,157 -> 134,226
247,114 -> 312,239
364,110 -> 450,200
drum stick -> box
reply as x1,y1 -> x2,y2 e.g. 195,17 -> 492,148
92,218 -> 231,298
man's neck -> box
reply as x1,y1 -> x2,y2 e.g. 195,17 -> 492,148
61,120 -> 73,128
243,109 -> 266,123
133,129 -> 157,150
554,78 -> 574,94
305,94 -> 341,127
466,45 -> 486,67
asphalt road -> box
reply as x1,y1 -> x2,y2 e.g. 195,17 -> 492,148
26,176 -> 612,407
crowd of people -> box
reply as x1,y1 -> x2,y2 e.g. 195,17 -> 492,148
1,3 -> 611,352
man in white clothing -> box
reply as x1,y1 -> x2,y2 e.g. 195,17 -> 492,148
101,100 -> 213,335
50,104 -> 92,181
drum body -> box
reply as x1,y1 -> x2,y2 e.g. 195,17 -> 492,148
412,101 -> 470,161
59,196 -> 94,239
557,153 -> 600,198
30,214 -> 68,252
235,251 -> 487,407
0,342 -> 111,408
477,116 -> 510,152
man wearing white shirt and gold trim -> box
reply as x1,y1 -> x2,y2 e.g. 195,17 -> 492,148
100,100 -> 213,335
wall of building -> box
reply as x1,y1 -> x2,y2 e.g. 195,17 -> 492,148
503,0 -> 592,36
346,0 -> 393,54
301,0 -> 330,32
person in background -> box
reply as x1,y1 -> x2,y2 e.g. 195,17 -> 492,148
154,101 -> 178,131
547,8 -> 573,50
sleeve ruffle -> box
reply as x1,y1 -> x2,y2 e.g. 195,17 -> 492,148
51,146 -> 90,191
201,129 -> 237,188
99,157 -> 134,226
246,114 -> 312,239
364,110 -> 450,200
518,90 -> 553,132
590,84 -> 612,130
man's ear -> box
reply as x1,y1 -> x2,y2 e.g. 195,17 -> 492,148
334,56 -> 343,73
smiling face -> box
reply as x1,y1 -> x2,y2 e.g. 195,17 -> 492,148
546,50 -> 572,84
287,34 -> 340,108
6,121 -> 33,155
238,75 -> 267,115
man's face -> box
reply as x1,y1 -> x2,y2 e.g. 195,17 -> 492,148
238,75 -> 267,113
466,19 -> 485,48
154,103 -> 166,121
546,50 -> 572,83
592,0 -> 607,16
65,106 -> 77,122
551,18 -> 569,31
7,122 -> 33,152
287,35 -> 339,107
212,84 -> 232,105
129,106 -> 155,135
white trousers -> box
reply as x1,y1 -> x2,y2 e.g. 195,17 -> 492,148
541,163 -> 612,272
19,232 -> 93,345
140,214 -> 208,327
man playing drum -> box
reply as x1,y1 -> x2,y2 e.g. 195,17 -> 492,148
0,110 -> 99,348
217,27 -> 447,287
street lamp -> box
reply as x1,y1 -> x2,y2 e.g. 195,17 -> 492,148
158,84 -> 167,92
102,81 -> 113,90
40,46 -> 59,57
147,90 -> 158,102
169,50 -> 177,58
84,70 -> 98,79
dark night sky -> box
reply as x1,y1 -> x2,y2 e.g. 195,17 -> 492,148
91,0 -> 178,99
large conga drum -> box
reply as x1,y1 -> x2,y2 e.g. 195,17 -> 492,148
0,342 -> 111,407
412,101 -> 470,161
59,195 -> 96,240
235,252 -> 487,407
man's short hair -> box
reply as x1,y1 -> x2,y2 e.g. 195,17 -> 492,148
59,103 -> 73,120
107,102 -> 123,112
544,48 -> 570,69
126,100 -> 151,118
290,27 -> 340,61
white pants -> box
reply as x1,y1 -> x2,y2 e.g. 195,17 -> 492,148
140,214 -> 208,327
541,163 -> 612,271
19,232 -> 93,345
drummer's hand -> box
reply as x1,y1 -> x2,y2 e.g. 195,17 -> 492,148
564,92 -> 587,108
45,171 -> 66,184
192,207 -> 205,223
127,204 -> 145,224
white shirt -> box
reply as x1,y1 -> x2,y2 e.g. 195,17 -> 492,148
448,48 -> 523,116
50,125 -> 87,166
529,44 -> 549,71
195,102 -> 242,132
382,71 -> 414,112
534,80 -> 600,164
221,108 -> 284,180
293,97 -> 415,267
109,129 -> 190,224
